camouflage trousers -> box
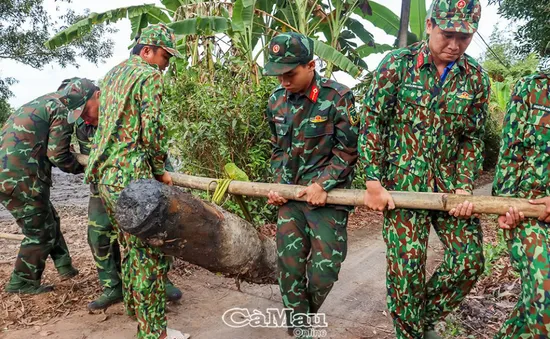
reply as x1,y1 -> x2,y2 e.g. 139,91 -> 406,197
384,209 -> 484,338
495,220 -> 550,339
0,183 -> 72,286
87,184 -> 121,289
276,201 -> 348,327
98,184 -> 169,339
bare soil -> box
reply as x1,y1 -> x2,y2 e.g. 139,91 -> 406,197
0,171 -> 509,339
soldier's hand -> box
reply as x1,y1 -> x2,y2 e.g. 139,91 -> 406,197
297,183 -> 327,206
449,189 -> 477,219
497,207 -> 525,229
155,172 -> 173,186
529,197 -> 550,223
364,181 -> 395,211
267,191 -> 288,206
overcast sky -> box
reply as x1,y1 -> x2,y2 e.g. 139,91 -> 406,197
2,0 -> 501,108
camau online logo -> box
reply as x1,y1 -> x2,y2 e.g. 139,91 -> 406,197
221,308 -> 328,328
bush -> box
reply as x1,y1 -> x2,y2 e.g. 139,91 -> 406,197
163,64 -> 279,224
483,109 -> 503,171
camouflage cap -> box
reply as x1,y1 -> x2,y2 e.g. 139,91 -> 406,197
430,0 -> 481,34
57,77 -> 79,91
136,23 -> 183,59
263,32 -> 314,76
60,78 -> 98,124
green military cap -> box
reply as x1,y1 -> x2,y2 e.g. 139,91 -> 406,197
430,0 -> 481,34
136,23 -> 183,59
263,32 -> 314,76
60,78 -> 98,124
58,77 -> 79,91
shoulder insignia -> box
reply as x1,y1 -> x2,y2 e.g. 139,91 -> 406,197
347,102 -> 359,126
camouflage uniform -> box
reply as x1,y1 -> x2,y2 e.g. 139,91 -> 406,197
358,1 -> 489,337
75,118 -> 175,296
84,24 -> 181,339
75,119 -> 122,290
0,79 -> 95,292
264,33 -> 359,328
493,73 -> 550,338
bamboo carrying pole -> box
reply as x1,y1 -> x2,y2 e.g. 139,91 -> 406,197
0,232 -> 24,241
2,154 -> 545,242
72,153 -> 546,218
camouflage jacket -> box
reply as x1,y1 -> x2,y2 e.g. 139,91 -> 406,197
75,118 -> 96,156
359,41 -> 490,193
75,117 -> 174,170
85,55 -> 168,187
0,92 -> 84,196
493,73 -> 550,199
266,72 -> 359,193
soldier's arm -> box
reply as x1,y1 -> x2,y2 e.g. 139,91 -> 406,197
266,101 -> 285,183
315,92 -> 358,191
492,78 -> 529,197
140,72 -> 168,176
455,72 -> 490,192
358,54 -> 399,182
47,107 -> 84,174
75,123 -> 93,156
165,157 -> 174,172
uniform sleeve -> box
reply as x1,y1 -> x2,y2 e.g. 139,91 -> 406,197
315,92 -> 359,191
165,157 -> 175,172
47,108 -> 84,174
266,99 -> 285,183
75,123 -> 92,156
140,73 -> 168,176
358,54 -> 400,182
455,72 -> 490,192
492,78 -> 529,197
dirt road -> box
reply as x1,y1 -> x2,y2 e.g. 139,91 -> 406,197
2,170 -> 498,339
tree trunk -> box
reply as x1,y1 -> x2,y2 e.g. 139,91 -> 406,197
115,179 -> 277,285
398,0 -> 412,48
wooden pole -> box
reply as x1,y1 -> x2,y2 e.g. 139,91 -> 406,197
74,153 -> 546,218
0,232 -> 24,241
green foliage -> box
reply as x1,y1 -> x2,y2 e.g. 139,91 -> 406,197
409,0 -> 427,41
1,0 -> 116,100
163,63 -> 279,223
481,26 -> 540,82
45,0 -> 419,80
480,26 -> 541,170
483,108 -> 503,171
0,99 -> 12,127
483,228 -> 508,277
489,0 -> 550,61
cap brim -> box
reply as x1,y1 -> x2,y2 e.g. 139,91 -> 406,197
436,20 -> 477,34
263,62 -> 301,76
163,47 -> 184,59
67,105 -> 84,124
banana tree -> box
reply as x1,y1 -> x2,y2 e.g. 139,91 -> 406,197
45,0 -> 419,79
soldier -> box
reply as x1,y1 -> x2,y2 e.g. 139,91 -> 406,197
0,78 -> 99,294
492,72 -> 550,338
84,24 -> 189,339
358,0 -> 490,337
65,78 -> 182,310
263,32 -> 359,335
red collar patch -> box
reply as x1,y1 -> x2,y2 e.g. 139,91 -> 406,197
309,85 -> 319,103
